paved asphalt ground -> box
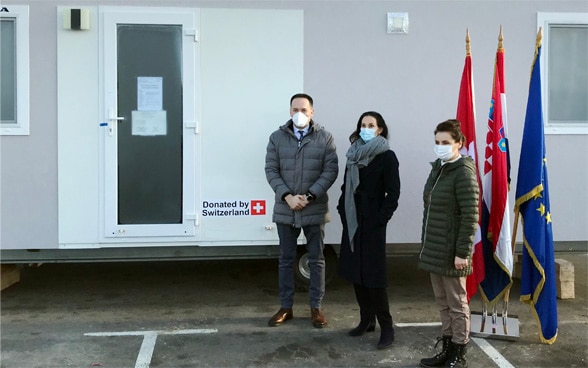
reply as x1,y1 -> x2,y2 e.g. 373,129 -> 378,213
1,253 -> 586,368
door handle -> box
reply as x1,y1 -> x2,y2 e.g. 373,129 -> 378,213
107,108 -> 125,123
106,109 -> 125,136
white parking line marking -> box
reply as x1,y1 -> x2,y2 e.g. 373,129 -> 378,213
84,328 -> 217,337
136,332 -> 157,368
396,323 -> 515,368
395,322 -> 442,327
84,329 -> 218,368
471,337 -> 516,368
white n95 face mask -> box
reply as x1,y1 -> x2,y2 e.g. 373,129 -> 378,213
292,112 -> 309,129
434,144 -> 455,161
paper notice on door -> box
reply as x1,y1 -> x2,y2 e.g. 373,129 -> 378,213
137,76 -> 163,111
131,110 -> 167,136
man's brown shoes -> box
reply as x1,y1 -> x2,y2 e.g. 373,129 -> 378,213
268,308 -> 293,327
268,307 -> 326,328
311,308 -> 327,328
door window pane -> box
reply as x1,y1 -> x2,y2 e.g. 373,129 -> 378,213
117,24 -> 183,224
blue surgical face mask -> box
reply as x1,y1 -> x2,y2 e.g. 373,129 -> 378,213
359,128 -> 377,142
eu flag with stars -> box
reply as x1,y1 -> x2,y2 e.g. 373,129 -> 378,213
514,30 -> 558,344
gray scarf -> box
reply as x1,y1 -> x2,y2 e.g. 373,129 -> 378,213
344,135 -> 390,251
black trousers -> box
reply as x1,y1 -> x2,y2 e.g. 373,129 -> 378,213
353,283 -> 393,328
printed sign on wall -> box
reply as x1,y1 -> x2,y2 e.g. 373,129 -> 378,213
202,200 -> 266,217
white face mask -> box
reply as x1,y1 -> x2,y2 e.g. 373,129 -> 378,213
434,144 -> 455,161
292,112 -> 310,129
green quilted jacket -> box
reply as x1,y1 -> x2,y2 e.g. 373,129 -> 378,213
418,156 -> 479,277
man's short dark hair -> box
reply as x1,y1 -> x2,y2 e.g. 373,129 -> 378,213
290,93 -> 313,107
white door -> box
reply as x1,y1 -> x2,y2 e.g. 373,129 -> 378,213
101,8 -> 199,239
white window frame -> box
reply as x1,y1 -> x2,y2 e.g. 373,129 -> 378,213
0,5 -> 29,135
538,12 -> 588,135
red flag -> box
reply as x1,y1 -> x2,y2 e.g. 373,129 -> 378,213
456,30 -> 484,302
480,27 -> 513,304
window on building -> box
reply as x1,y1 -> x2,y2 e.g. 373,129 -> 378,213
538,13 -> 588,135
0,5 -> 29,135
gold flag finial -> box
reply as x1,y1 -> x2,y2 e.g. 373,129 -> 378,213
529,27 -> 544,83
465,28 -> 471,56
536,27 -> 543,49
498,25 -> 504,50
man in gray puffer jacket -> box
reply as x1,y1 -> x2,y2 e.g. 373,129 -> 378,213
265,93 -> 338,329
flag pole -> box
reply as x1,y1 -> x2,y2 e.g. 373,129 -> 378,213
464,28 -> 484,326
498,24 -> 503,50
465,28 -> 471,56
503,206 -> 519,334
510,209 -> 520,274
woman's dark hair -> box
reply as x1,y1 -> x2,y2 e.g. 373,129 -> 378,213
434,119 -> 465,144
349,111 -> 389,143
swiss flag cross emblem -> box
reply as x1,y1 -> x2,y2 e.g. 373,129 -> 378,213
251,200 -> 266,215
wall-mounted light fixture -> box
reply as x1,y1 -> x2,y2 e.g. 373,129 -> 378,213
387,12 -> 409,34
63,8 -> 89,30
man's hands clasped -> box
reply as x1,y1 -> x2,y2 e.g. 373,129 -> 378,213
285,194 -> 310,211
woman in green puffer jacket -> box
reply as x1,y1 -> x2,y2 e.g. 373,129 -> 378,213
418,119 -> 479,368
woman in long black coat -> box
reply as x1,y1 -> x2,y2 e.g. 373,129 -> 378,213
337,111 -> 401,350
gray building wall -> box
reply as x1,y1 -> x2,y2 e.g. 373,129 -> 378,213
1,1 -> 587,252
